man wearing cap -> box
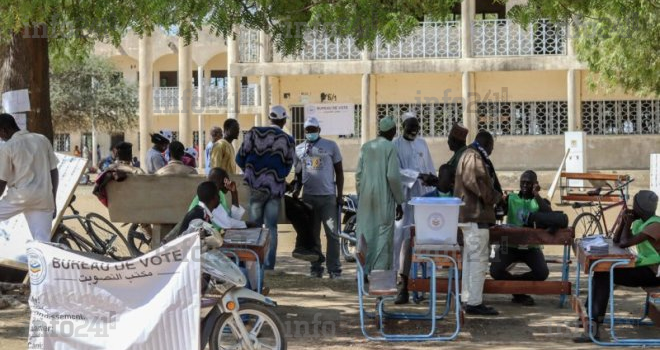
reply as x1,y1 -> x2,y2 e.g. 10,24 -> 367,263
574,190 -> 660,342
205,126 -> 223,175
291,117 -> 345,279
147,133 -> 170,174
0,113 -> 59,242
236,105 -> 295,270
211,118 -> 240,175
356,116 -> 405,275
391,112 -> 435,304
446,123 -> 469,173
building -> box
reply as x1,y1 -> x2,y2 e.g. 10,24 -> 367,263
62,0 -> 658,173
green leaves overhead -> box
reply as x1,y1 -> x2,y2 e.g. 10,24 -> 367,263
0,0 -> 461,57
509,0 -> 660,96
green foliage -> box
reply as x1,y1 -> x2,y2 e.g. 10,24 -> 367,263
508,0 -> 660,96
50,55 -> 138,132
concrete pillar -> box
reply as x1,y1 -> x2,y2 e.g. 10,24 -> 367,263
197,65 -> 205,173
461,0 -> 475,58
138,36 -> 153,168
227,28 -> 240,120
462,71 -> 477,138
178,37 -> 192,146
567,69 -> 581,131
258,31 -> 272,126
360,73 -> 371,145
566,21 -> 575,57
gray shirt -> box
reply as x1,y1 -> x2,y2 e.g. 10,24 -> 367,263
146,148 -> 167,174
294,138 -> 342,196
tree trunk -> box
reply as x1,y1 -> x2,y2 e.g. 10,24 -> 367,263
0,29 -> 53,142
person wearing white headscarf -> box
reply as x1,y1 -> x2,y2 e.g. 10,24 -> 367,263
355,116 -> 405,275
391,112 -> 435,304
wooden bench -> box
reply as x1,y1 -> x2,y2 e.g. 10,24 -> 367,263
105,173 -> 288,248
560,172 -> 630,204
409,226 -> 574,300
644,286 -> 660,328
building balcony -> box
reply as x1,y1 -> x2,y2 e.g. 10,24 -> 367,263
240,19 -> 566,63
472,19 -> 566,56
153,85 -> 261,114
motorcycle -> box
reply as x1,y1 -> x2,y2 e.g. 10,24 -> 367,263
339,195 -> 358,263
189,220 -> 288,350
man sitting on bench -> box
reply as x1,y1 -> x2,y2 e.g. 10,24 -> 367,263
490,170 -> 551,306
574,190 -> 660,343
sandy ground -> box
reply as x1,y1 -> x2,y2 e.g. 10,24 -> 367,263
1,181 -> 657,349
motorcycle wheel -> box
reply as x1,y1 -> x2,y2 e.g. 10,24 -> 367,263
341,215 -> 357,263
210,302 -> 287,350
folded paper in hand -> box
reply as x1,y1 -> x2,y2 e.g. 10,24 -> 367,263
400,169 -> 420,189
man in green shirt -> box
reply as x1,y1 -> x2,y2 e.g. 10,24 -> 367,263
490,170 -> 552,306
574,190 -> 660,342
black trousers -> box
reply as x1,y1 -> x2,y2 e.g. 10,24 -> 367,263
589,266 -> 660,322
490,246 -> 550,296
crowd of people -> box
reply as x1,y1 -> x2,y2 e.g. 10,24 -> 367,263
0,107 -> 658,343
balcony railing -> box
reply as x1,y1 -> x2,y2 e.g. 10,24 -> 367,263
253,19 -> 566,61
239,29 -> 260,63
282,29 -> 362,61
374,21 -> 461,59
153,85 -> 259,113
473,19 -> 566,56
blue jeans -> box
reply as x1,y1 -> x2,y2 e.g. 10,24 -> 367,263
249,189 -> 281,270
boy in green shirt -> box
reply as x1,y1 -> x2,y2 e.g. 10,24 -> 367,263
489,170 -> 552,306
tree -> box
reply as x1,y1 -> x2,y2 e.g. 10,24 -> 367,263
50,55 -> 138,132
509,0 -> 660,96
0,0 -> 462,141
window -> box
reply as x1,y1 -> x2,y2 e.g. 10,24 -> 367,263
193,131 -> 206,148
210,70 -> 227,87
54,134 -> 71,152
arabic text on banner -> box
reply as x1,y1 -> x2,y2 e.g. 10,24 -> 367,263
26,233 -> 201,350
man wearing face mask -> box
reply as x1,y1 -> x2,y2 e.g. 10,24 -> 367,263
291,117 -> 345,278
356,116 -> 405,276
391,112 -> 435,304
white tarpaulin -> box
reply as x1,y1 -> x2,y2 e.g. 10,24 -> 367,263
26,233 -> 201,350
0,154 -> 87,270
304,103 -> 355,135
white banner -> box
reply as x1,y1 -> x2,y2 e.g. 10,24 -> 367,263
27,233 -> 201,350
2,89 -> 31,113
304,103 -> 355,135
0,154 -> 87,270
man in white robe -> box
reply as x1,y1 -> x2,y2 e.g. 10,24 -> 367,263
392,112 -> 435,304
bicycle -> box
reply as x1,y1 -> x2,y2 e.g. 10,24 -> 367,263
51,195 -> 135,261
571,178 -> 634,238
126,223 -> 153,256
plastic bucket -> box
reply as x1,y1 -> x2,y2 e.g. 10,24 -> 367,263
410,197 -> 463,245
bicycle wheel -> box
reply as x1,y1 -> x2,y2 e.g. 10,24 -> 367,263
85,213 -> 134,260
127,223 -> 152,257
572,212 -> 603,238
52,226 -> 92,253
